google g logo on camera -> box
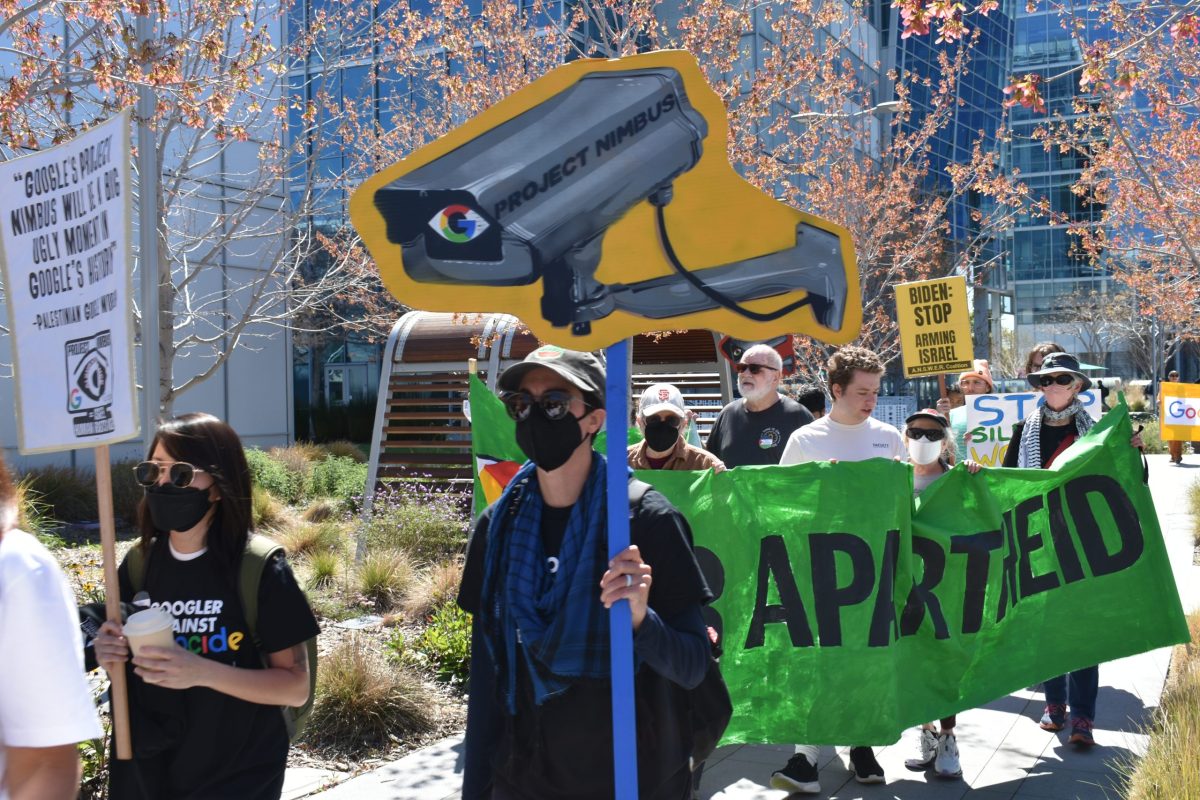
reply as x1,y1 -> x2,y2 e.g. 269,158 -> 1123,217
429,205 -> 489,244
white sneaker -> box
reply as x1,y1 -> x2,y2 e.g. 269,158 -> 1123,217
934,732 -> 962,779
904,727 -> 938,770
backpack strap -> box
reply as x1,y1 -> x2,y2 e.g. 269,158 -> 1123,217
628,477 -> 652,511
238,534 -> 284,651
125,541 -> 149,594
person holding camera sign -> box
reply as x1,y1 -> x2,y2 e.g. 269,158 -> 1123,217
458,347 -> 713,800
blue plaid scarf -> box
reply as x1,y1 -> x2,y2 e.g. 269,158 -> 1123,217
480,454 -> 611,713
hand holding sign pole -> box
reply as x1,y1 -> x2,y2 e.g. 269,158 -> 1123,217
350,50 -> 861,798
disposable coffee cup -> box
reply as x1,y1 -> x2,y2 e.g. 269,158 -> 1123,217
124,606 -> 177,657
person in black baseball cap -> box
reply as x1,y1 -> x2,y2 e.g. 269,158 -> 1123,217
457,345 -> 713,799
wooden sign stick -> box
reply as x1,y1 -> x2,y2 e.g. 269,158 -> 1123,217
95,445 -> 132,760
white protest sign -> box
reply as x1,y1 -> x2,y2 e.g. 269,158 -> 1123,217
0,111 -> 138,453
963,390 -> 1102,466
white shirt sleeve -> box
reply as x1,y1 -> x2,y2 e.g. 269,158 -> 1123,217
0,531 -> 103,751
779,429 -> 807,465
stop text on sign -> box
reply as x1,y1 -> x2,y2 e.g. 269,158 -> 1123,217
895,276 -> 973,378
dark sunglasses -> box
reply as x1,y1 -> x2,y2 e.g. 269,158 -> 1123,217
501,390 -> 589,422
1031,373 -> 1076,388
134,461 -> 210,488
905,427 -> 946,442
735,363 -> 778,376
646,414 -> 682,428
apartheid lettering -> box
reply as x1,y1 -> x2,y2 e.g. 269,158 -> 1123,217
712,474 -> 1143,651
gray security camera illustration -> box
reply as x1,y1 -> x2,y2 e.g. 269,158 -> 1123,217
373,67 -> 849,336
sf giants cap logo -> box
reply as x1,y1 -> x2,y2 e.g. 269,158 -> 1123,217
659,388 -> 670,402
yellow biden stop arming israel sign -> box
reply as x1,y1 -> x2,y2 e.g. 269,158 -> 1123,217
349,50 -> 860,350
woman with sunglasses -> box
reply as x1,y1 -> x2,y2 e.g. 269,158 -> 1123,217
900,410 -> 980,780
1002,353 -> 1143,748
93,413 -> 319,799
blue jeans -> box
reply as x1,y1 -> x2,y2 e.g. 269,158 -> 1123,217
1044,666 -> 1099,721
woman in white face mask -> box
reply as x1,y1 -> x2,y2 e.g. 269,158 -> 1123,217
901,409 -> 980,779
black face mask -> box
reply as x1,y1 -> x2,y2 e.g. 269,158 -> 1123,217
643,418 -> 681,452
145,484 -> 214,533
515,411 -> 589,472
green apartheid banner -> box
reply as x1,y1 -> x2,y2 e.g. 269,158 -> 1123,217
468,377 -> 1189,744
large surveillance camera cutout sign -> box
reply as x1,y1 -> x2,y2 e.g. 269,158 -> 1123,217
350,50 -> 861,349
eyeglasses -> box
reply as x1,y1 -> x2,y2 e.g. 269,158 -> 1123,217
501,390 -> 588,422
905,427 -> 946,442
734,363 -> 778,376
646,414 -> 682,428
1031,373 -> 1076,388
134,461 -> 210,488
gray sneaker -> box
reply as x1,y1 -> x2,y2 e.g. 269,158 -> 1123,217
934,733 -> 962,779
904,727 -> 938,771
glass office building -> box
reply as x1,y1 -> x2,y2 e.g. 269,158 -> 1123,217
1007,1 -> 1115,336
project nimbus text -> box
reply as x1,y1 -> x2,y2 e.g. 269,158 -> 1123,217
700,473 -> 1144,650
490,91 -> 680,221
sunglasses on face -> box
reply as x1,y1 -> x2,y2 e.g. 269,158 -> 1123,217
735,363 -> 778,376
501,390 -> 587,422
134,460 -> 210,488
647,414 -> 682,428
906,427 -> 946,442
1031,373 -> 1076,388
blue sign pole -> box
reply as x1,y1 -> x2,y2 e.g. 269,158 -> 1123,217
605,339 -> 638,799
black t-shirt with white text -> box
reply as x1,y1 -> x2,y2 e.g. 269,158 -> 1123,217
705,396 -> 813,467
109,537 -> 320,800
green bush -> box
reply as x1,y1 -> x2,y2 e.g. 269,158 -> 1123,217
355,550 -> 415,612
111,458 -> 145,525
19,465 -> 98,522
310,456 -> 368,507
15,476 -> 55,541
303,640 -> 433,753
252,486 -> 292,530
362,487 -> 468,564
323,440 -> 368,463
245,448 -> 306,504
389,603 -> 472,686
1139,420 -> 1169,455
307,549 -> 341,590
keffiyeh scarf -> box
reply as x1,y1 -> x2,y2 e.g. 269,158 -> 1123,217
1017,399 -> 1093,469
480,454 -> 611,714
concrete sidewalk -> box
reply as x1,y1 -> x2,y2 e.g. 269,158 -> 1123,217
289,453 -> 1200,800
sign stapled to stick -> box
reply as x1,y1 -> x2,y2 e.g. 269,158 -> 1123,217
0,110 -> 139,453
894,275 -> 972,378
350,50 -> 861,349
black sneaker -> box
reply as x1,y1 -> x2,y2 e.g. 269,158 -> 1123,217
770,752 -> 821,794
849,746 -> 885,784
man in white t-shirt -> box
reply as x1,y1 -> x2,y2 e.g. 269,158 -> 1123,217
771,345 -> 901,793
0,455 -> 102,800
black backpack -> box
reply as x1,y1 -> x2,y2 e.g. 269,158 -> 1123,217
628,479 -> 732,765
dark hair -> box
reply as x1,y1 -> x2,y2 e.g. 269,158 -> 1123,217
1024,342 -> 1064,376
827,346 -> 885,392
794,383 -> 827,415
0,452 -> 14,535
138,413 -> 254,575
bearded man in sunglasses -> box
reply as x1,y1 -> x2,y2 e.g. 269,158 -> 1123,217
705,344 -> 813,468
457,346 -> 713,800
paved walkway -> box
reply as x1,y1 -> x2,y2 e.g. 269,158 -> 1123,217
288,454 -> 1200,800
